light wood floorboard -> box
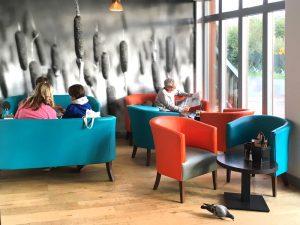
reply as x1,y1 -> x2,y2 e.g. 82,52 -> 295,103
0,139 -> 300,225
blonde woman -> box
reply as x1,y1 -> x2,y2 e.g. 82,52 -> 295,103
15,82 -> 57,119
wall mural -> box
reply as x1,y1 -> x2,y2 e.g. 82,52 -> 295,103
0,0 -> 194,132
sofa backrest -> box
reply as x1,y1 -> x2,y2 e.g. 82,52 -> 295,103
2,95 -> 100,116
0,116 -> 116,169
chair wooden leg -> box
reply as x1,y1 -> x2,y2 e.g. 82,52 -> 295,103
76,165 -> 84,172
106,161 -> 114,182
226,169 -> 231,183
212,170 -> 217,190
131,145 -> 137,158
281,173 -> 289,186
153,172 -> 161,190
129,133 -> 133,146
146,149 -> 151,166
179,181 -> 184,203
272,173 -> 277,197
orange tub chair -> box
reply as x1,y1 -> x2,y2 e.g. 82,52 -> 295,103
200,109 -> 254,152
150,116 -> 218,203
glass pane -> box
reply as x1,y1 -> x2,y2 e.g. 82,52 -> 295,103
205,21 -> 219,111
224,18 -> 239,108
268,0 -> 284,3
205,0 -> 219,16
245,15 -> 263,114
243,0 -> 263,8
222,0 -> 239,13
272,11 -> 285,117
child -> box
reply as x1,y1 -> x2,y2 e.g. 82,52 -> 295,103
62,84 -> 92,118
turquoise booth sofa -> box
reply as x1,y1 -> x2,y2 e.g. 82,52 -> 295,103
0,95 -> 116,181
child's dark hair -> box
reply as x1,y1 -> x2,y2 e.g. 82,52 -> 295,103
35,76 -> 49,86
68,84 -> 85,99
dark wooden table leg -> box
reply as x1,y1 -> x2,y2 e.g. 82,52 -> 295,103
212,170 -> 217,190
241,172 -> 251,202
106,161 -> 114,182
226,169 -> 231,183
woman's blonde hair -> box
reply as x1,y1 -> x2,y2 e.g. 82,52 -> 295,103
23,82 -> 54,110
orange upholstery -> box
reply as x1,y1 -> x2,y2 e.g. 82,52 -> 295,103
200,109 -> 254,152
124,93 -> 157,133
150,116 -> 217,181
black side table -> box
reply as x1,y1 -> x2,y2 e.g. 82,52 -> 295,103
217,145 -> 277,212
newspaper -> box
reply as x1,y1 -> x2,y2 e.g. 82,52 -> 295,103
177,92 -> 201,118
177,92 -> 201,108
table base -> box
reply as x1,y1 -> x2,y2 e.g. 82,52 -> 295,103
224,192 -> 270,212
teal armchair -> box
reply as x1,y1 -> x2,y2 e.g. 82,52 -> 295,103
226,115 -> 291,196
127,105 -> 179,166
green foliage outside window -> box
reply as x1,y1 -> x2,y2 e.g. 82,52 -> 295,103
226,16 -> 285,77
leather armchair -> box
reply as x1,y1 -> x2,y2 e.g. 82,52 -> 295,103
200,109 -> 254,152
226,115 -> 292,196
127,105 -> 179,166
150,116 -> 218,203
124,93 -> 157,140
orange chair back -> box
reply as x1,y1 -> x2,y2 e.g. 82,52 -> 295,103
124,93 -> 157,132
200,109 -> 254,152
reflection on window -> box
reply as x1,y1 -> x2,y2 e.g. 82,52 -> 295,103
224,18 -> 238,108
243,0 -> 263,8
246,15 -> 263,114
205,21 -> 219,111
272,11 -> 285,117
205,0 -> 219,16
222,0 -> 239,13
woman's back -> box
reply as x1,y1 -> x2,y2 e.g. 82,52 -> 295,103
15,103 -> 57,119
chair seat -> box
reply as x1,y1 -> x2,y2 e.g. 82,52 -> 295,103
182,147 -> 217,181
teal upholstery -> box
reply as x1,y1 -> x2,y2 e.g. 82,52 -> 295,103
127,105 -> 179,165
3,94 -> 101,115
226,115 -> 291,176
0,95 -> 116,180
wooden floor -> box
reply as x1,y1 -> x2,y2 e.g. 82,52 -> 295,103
0,139 -> 300,225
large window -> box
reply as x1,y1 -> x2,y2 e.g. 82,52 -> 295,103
199,0 -> 285,116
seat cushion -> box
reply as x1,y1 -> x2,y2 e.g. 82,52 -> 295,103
181,147 -> 217,181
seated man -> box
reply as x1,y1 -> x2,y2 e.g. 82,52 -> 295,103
154,78 -> 196,113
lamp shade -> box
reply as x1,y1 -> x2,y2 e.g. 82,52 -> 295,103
109,0 -> 124,11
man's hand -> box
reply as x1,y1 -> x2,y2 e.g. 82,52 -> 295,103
183,107 -> 190,113
188,93 -> 193,97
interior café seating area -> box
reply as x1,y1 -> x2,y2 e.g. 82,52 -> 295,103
0,0 -> 300,224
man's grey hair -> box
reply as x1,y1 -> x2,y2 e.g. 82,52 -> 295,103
164,78 -> 175,87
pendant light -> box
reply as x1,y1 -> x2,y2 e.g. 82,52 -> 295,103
109,0 -> 124,12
